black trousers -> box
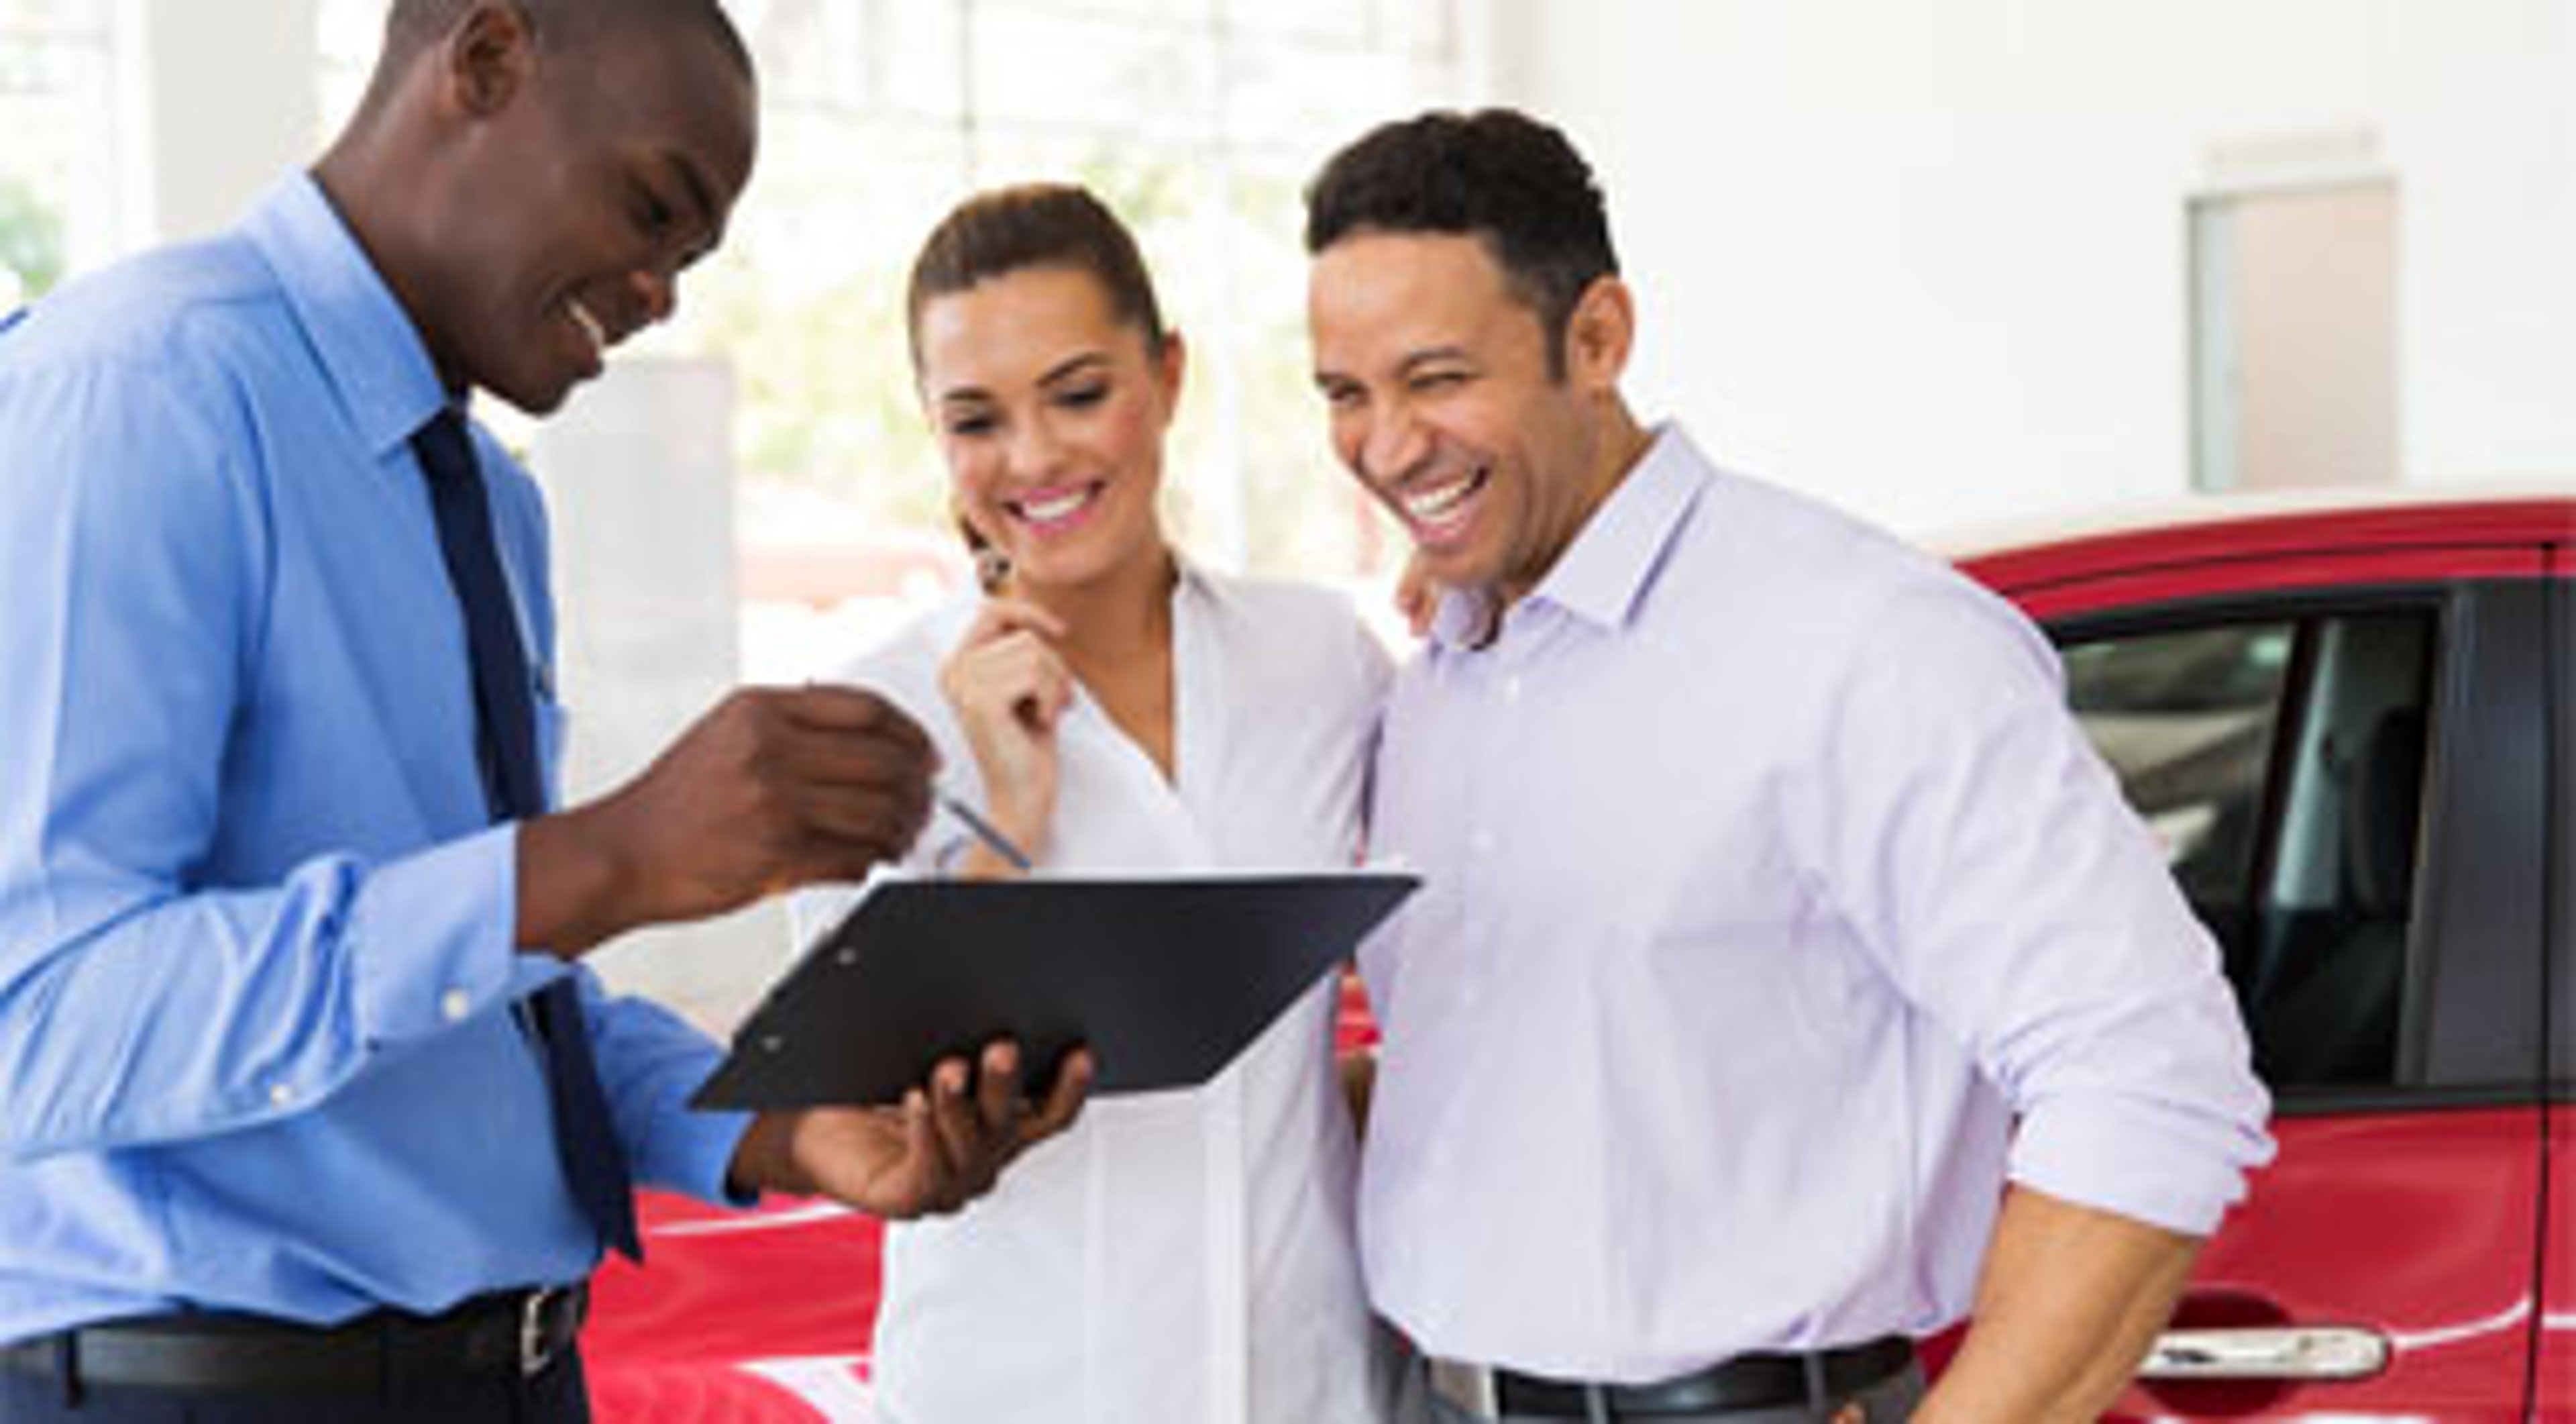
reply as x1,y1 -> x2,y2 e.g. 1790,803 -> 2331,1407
0,1344 -> 589,1424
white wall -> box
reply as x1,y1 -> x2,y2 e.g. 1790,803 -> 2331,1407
1489,0 -> 2576,536
531,359 -> 776,1034
123,0 -> 317,244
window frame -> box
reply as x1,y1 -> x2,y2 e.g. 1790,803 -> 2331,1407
2551,572 -> 2573,1095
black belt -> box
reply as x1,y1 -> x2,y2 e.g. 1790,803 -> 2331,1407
1434,1335 -> 1915,1418
0,1284 -> 587,1394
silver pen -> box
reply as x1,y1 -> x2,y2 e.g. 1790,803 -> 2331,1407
936,789 -> 1035,872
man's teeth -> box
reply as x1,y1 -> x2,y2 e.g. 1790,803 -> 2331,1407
1017,489 -> 1090,523
1403,474 -> 1479,525
568,301 -> 607,352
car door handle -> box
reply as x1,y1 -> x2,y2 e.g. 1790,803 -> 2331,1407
2137,1326 -> 2390,1381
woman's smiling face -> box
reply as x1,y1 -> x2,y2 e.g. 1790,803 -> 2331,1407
915,264 -> 1183,592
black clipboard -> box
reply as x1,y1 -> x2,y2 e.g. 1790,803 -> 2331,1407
690,869 -> 1419,1110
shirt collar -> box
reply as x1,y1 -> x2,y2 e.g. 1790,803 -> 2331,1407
243,172 -> 452,462
1168,547 -> 1219,611
1428,421 -> 1713,649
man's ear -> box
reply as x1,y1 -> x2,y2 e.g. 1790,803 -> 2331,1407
1562,275 -> 1635,393
440,1 -> 537,119
1153,328 -> 1188,412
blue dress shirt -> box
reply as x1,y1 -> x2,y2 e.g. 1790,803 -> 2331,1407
0,174 -> 750,1343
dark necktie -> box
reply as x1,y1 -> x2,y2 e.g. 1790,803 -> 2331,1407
413,407 -> 643,1262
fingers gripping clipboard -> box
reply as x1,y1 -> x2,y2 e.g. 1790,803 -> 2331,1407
691,868 -> 1419,1110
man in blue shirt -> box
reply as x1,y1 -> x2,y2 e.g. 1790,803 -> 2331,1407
0,3 -> 1085,1419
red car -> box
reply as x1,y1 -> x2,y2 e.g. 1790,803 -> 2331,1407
586,489 -> 2576,1423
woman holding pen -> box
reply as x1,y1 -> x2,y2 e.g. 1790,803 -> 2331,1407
792,183 -> 1391,1424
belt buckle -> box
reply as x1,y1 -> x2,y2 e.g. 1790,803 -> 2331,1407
1426,1357 -> 1501,1420
517,1287 -> 568,1378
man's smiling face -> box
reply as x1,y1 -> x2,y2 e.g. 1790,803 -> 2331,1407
1309,230 -> 1611,609
419,13 -> 756,413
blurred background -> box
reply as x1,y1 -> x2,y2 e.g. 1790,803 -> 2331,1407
5,0 -> 2569,1026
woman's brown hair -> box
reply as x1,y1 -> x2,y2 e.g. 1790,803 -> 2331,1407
904,182 -> 1168,373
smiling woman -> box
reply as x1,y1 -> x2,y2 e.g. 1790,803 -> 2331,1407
764,182 -> 1396,1424
909,191 -> 1179,607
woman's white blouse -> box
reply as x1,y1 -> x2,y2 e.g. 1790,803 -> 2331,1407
790,566 -> 1395,1424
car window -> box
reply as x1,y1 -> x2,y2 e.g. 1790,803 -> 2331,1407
2061,610 -> 2436,1092
2065,625 -> 2292,924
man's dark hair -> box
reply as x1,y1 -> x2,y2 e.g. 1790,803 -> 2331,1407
1304,108 -> 1618,378
367,0 -> 753,110
905,182 -> 1169,371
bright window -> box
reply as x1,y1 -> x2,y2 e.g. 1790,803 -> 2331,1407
319,0 -> 1481,675
0,0 -> 121,310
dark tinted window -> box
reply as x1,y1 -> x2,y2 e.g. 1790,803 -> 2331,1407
2063,611 -> 2436,1090
2065,625 -> 2291,917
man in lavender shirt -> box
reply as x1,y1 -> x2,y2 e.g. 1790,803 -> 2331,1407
1303,109 -> 2275,1423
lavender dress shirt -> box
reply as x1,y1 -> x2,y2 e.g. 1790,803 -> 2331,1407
1356,424 -> 2273,1383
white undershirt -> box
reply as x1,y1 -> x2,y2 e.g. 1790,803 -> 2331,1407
791,566 -> 1395,1424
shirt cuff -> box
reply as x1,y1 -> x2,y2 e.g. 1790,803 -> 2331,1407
2008,1092 -> 2271,1236
586,984 -> 762,1208
639,1076 -> 757,1208
346,824 -> 523,1051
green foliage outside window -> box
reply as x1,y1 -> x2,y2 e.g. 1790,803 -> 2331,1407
1,168 -> 66,303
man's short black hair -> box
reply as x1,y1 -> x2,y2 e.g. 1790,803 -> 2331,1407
373,0 -> 753,97
1304,107 -> 1618,377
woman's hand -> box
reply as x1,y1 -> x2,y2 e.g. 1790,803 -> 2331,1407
939,597 -> 1074,868
1393,552 -> 1441,638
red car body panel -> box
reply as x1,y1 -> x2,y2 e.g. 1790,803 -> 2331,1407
1957,496 -> 2575,599
2108,1110 -> 2544,1422
2538,1108 -> 2576,1424
587,492 -> 2574,1421
2004,544 -> 2546,622
588,1195 -> 871,1422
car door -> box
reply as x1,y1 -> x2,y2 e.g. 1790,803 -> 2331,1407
2008,556 -> 2553,1423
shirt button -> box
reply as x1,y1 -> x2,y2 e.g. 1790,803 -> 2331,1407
440,988 -> 472,1024
1501,675 -> 1523,705
268,1082 -> 295,1108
